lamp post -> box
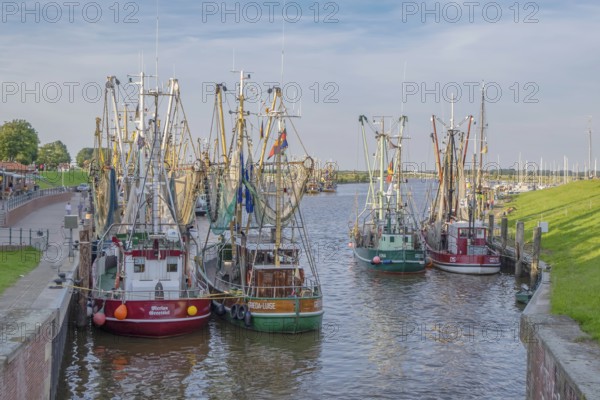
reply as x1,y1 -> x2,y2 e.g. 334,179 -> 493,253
588,117 -> 593,179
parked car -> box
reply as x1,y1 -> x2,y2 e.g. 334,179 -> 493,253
195,194 -> 208,216
76,183 -> 90,192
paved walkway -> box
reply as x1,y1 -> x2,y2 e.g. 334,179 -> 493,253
0,192 -> 84,310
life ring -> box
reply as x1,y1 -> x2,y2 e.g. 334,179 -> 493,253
230,303 -> 239,320
238,304 -> 248,320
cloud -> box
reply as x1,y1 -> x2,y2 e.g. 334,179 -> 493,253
0,1 -> 598,171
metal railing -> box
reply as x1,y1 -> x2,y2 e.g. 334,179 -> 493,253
2,187 -> 70,212
0,227 -> 49,249
91,287 -> 209,301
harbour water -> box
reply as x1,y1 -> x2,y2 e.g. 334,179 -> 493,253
58,182 -> 526,399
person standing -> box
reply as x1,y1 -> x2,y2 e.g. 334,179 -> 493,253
65,201 -> 72,215
78,202 -> 83,220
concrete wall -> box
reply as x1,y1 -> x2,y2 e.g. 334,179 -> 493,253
0,309 -> 57,400
0,256 -> 77,400
520,271 -> 600,399
3,193 -> 72,227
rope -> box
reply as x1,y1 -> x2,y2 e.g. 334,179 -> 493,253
62,284 -> 246,300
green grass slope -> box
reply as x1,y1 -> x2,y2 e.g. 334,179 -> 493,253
503,180 -> 600,340
0,247 -> 42,295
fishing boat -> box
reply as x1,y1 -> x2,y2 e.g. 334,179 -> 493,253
321,161 -> 338,193
88,73 -> 211,337
305,160 -> 322,194
198,72 -> 323,333
350,115 -> 426,273
422,96 -> 501,274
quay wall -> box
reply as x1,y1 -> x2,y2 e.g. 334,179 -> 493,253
0,255 -> 78,400
520,271 -> 600,399
491,229 -> 600,399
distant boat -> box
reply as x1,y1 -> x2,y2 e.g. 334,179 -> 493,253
350,115 -> 426,273
198,73 -> 323,333
306,167 -> 322,194
321,161 -> 338,193
422,93 -> 501,275
89,74 -> 211,337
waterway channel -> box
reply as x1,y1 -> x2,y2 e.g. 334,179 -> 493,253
58,182 -> 526,399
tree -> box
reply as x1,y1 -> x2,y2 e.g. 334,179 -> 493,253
0,119 -> 40,164
76,147 -> 94,168
37,141 -> 71,169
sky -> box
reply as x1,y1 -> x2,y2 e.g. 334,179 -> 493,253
1,0 -> 599,173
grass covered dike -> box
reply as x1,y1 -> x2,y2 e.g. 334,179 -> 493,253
502,180 -> 600,341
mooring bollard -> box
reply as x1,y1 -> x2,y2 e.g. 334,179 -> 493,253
501,217 -> 508,250
531,226 -> 542,287
76,226 -> 92,329
515,221 -> 525,277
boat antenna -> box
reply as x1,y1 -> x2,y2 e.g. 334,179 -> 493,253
281,2 -> 285,85
155,0 -> 159,89
400,61 -> 407,115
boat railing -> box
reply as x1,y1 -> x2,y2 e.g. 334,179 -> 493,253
96,222 -> 191,249
91,286 -> 209,301
212,275 -> 321,299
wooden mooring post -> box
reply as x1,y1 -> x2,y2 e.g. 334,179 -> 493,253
515,221 -> 525,277
488,214 -> 495,242
76,224 -> 92,328
531,226 -> 542,287
501,217 -> 508,250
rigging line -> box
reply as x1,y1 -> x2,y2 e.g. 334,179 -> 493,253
278,103 -> 309,156
126,101 -> 160,245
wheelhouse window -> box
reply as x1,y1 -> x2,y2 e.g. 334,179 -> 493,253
166,257 -> 178,273
134,257 -> 145,273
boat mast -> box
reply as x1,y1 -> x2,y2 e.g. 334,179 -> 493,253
476,85 -> 486,220
372,116 -> 386,221
216,84 -> 229,167
275,119 -> 283,268
151,90 -> 161,235
235,70 -> 246,233
358,115 -> 374,210
137,72 -> 147,225
447,100 -> 456,223
258,88 -> 280,172
431,116 -> 443,182
396,116 -> 407,213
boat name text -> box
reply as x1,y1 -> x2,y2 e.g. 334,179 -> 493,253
149,305 -> 170,316
248,301 -> 276,310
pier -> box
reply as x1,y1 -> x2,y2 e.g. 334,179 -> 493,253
488,212 -> 600,398
0,191 -> 82,400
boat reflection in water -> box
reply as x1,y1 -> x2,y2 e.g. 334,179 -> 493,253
59,318 -> 322,399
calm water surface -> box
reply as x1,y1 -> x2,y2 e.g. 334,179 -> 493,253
58,182 -> 526,399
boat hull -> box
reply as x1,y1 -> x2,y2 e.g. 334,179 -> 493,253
425,246 -> 501,275
213,296 -> 323,334
353,246 -> 426,273
92,298 -> 211,338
